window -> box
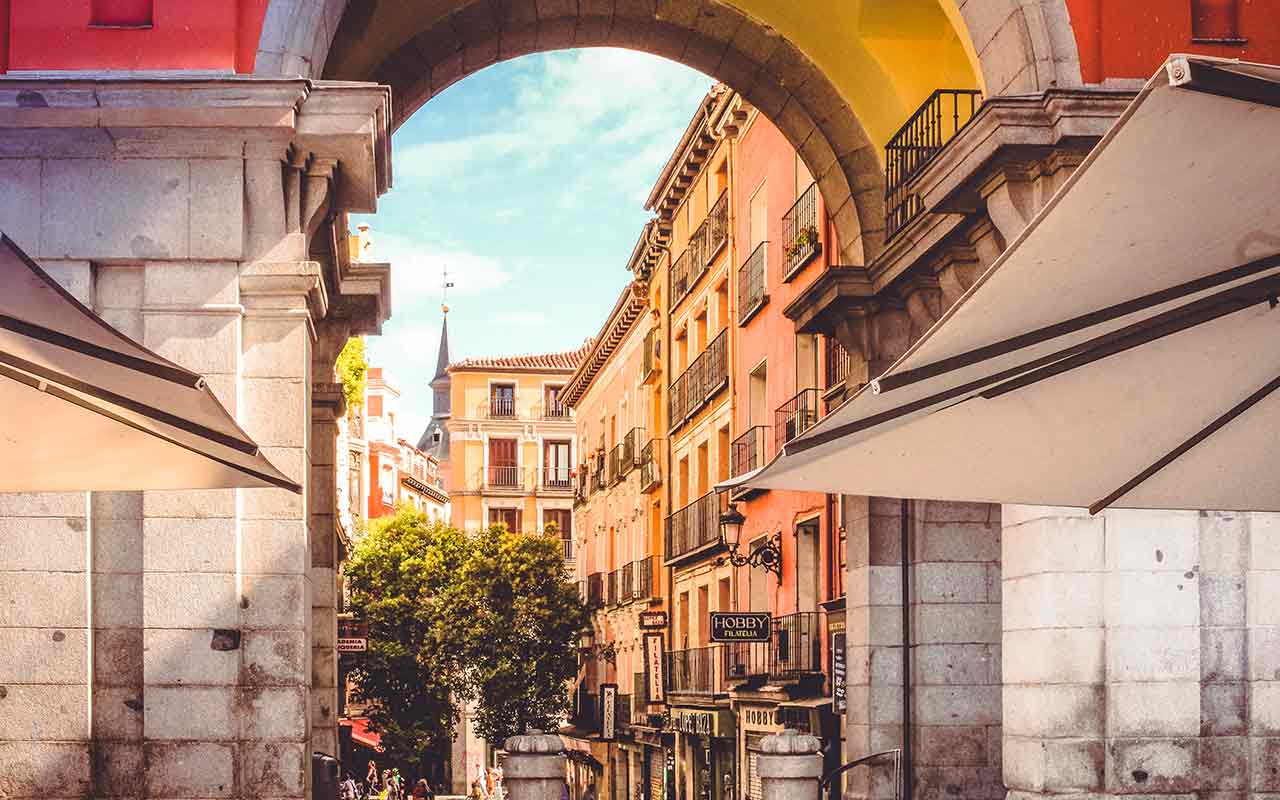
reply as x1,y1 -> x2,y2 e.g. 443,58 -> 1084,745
91,0 -> 153,26
796,334 -> 819,392
488,438 -> 518,488
490,383 -> 515,417
749,181 -> 768,250
696,441 -> 709,496
544,385 -> 569,418
794,152 -> 814,200
545,508 -> 572,538
1191,0 -> 1243,41
796,519 -> 820,612
748,536 -> 769,612
717,425 -> 730,483
489,507 -> 521,531
544,440 -> 572,488
749,362 -> 768,427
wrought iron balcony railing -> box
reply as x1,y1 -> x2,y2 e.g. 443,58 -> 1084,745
587,573 -> 604,607
825,338 -> 852,390
561,537 -> 574,561
781,182 -> 821,280
665,490 -> 723,562
667,646 -> 724,695
670,247 -> 691,309
619,563 -> 635,601
669,328 -> 728,430
730,425 -> 771,478
775,388 -> 819,453
489,395 -> 516,418
885,88 -> 983,240
622,556 -> 657,601
770,611 -> 824,679
486,465 -> 521,489
706,189 -> 729,261
641,327 -> 659,383
738,241 -> 768,325
543,401 -> 571,419
722,638 -> 771,681
607,569 -> 620,606
639,438 -> 662,493
591,451 -> 607,492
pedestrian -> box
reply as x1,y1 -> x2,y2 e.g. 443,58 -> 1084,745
367,762 -> 380,793
413,779 -> 431,800
469,778 -> 485,800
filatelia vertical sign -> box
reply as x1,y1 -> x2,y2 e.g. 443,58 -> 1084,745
601,683 -> 618,740
831,632 -> 847,714
644,632 -> 665,703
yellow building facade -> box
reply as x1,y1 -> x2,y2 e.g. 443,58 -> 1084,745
444,346 -> 588,542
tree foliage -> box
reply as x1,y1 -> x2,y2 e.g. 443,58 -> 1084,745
345,508 -> 589,763
336,336 -> 368,410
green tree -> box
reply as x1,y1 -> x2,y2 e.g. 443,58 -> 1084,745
446,523 -> 590,744
345,510 -> 589,761
336,336 -> 368,410
344,508 -> 468,770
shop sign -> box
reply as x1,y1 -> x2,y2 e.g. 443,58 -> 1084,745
831,632 -> 847,715
639,611 -> 668,629
709,612 -> 771,643
601,683 -> 618,741
644,633 -> 666,704
672,709 -> 735,738
337,619 -> 368,653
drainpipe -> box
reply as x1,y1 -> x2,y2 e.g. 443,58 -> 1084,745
900,499 -> 912,800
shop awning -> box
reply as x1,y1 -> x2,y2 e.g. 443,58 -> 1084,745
0,234 -> 299,492
343,717 -> 383,752
724,55 -> 1280,513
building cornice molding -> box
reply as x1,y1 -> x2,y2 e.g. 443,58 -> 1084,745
562,281 -> 648,408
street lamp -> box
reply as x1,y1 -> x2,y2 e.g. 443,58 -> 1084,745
716,498 -> 782,585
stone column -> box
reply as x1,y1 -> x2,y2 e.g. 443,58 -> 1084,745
757,730 -> 822,800
503,730 -> 568,800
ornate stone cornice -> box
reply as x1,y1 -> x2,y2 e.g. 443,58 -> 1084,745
562,281 -> 649,408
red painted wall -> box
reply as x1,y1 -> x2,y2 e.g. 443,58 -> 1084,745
732,112 -> 837,619
1,0 -> 267,73
1068,0 -> 1280,83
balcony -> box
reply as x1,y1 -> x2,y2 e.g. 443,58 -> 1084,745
722,612 -> 825,683
670,247 -> 690,309
623,556 -> 657,601
706,189 -> 729,262
730,425 -> 770,499
486,465 -> 522,490
668,328 -> 728,430
574,464 -> 589,505
770,612 -> 824,680
737,241 -> 768,325
587,573 -> 604,608
639,438 -> 662,493
543,400 -> 571,420
665,490 -> 724,563
543,466 -> 573,492
885,88 -> 983,240
667,646 -> 724,695
607,569 -> 619,606
619,563 -> 634,602
561,538 -> 574,562
782,182 -> 821,280
489,394 -> 517,418
591,451 -> 607,493
775,388 -> 819,453
641,327 -> 660,383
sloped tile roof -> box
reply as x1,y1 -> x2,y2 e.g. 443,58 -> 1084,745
450,341 -> 592,372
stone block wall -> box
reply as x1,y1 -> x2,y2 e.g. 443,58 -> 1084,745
845,497 -> 1002,800
1002,505 -> 1280,799
0,78 -> 389,798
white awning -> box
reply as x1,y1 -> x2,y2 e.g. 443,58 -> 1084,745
727,55 -> 1280,513
0,234 -> 299,492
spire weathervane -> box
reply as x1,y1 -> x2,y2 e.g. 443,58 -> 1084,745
441,265 -> 455,314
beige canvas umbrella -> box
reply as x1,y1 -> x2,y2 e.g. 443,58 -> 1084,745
725,55 -> 1280,513
0,233 -> 300,492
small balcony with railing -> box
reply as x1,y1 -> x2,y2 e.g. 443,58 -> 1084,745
737,241 -> 768,325
722,611 -> 825,684
730,425 -> 771,499
669,189 -> 729,311
587,573 -> 604,608
488,392 -> 517,419
885,88 -> 983,240
591,451 -> 608,493
641,327 -> 660,384
665,490 -> 724,564
782,182 -> 821,280
667,646 -> 724,696
619,563 -> 634,603
668,328 -> 728,431
623,556 -> 657,602
542,397 -> 571,420
639,438 -> 662,494
484,464 -> 523,491
607,569 -> 620,606
542,465 -> 573,493
574,464 -> 589,505
775,388 -> 819,453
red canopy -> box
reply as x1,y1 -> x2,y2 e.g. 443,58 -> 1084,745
343,718 -> 383,752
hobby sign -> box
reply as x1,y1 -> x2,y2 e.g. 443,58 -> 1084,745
709,612 -> 771,642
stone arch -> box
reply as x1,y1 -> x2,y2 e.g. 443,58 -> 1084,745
253,0 -> 1086,264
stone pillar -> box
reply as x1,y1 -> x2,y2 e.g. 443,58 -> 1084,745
503,730 -> 568,800
1001,506 -> 1280,799
758,730 -> 822,800
845,498 -> 1002,800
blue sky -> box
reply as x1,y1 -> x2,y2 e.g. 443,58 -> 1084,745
355,49 -> 712,439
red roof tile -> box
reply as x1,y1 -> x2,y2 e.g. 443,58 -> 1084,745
450,341 -> 592,372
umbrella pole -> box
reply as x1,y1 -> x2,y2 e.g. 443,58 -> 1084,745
1089,371 -> 1280,514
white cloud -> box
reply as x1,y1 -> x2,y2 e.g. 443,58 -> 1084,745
395,48 -> 713,190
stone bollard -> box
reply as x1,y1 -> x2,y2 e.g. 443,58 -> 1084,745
758,729 -> 823,800
502,729 -> 568,800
